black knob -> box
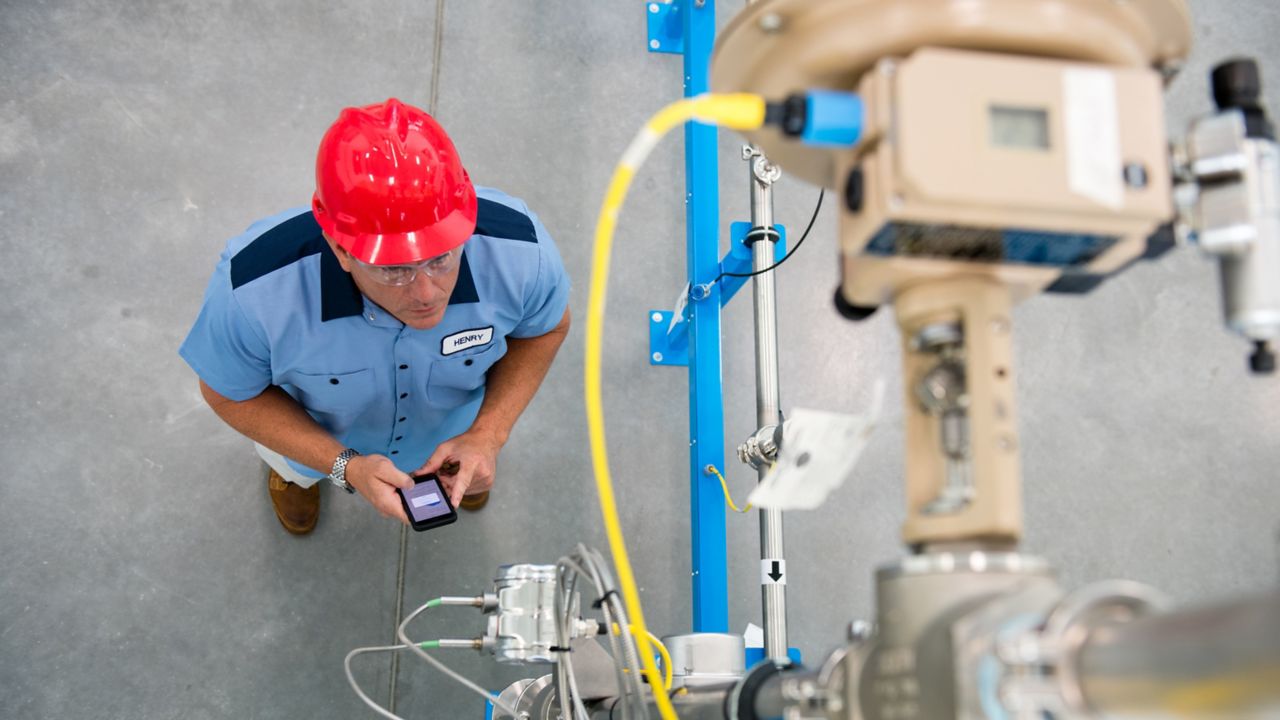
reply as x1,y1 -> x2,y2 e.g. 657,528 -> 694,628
1211,58 -> 1275,139
1249,340 -> 1276,375
1212,59 -> 1261,111
833,286 -> 877,321
844,167 -> 864,213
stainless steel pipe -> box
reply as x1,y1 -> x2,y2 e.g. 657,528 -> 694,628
1075,591 -> 1280,717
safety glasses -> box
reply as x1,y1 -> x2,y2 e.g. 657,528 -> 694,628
353,247 -> 462,287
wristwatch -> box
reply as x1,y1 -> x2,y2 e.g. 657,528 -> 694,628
328,448 -> 360,494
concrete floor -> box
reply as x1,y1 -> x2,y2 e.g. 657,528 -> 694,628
2,1 -> 1278,718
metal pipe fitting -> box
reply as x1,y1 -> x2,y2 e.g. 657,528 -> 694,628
1074,591 -> 1280,717
737,424 -> 781,470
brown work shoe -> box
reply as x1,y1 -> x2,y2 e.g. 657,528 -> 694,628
267,469 -> 320,535
458,491 -> 489,512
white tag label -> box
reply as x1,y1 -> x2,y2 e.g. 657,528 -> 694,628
669,283 -> 690,334
748,382 -> 885,511
1064,67 -> 1123,209
761,559 -> 786,585
441,327 -> 494,356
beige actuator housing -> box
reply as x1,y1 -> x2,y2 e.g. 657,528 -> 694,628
837,46 -> 1173,307
712,0 -> 1192,306
713,0 -> 1192,546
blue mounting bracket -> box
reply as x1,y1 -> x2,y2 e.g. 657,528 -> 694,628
645,1 -> 684,54
717,222 -> 788,307
648,222 -> 786,369
649,310 -> 689,367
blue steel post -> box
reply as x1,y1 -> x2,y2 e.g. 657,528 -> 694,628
682,0 -> 729,634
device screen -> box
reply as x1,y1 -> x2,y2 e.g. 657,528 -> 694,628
400,475 -> 457,530
990,105 -> 1050,150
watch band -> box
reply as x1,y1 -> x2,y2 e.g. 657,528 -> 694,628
328,448 -> 360,494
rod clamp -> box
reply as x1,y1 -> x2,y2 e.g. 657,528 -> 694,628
738,424 -> 782,470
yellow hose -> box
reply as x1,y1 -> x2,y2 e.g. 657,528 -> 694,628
707,465 -> 752,513
586,93 -> 765,720
614,623 -> 675,691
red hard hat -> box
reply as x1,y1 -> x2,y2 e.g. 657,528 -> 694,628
312,98 -> 477,265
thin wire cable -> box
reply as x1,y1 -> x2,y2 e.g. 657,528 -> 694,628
707,465 -> 753,513
642,628 -> 672,692
576,545 -> 644,718
612,624 -> 673,690
562,639 -> 590,720
559,550 -> 638,720
555,561 -> 592,720
600,590 -> 639,719
396,601 -> 522,717
561,555 -> 633,720
578,548 -> 641,718
607,592 -> 645,714
713,188 -> 825,284
346,643 -> 437,720
584,546 -> 646,717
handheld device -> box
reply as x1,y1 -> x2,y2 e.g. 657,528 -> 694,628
398,473 -> 458,532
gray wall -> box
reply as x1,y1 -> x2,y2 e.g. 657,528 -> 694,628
0,1 -> 1276,718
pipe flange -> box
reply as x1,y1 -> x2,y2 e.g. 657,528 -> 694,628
1042,580 -> 1170,714
726,660 -> 786,720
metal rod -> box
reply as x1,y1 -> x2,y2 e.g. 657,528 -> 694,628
1074,592 -> 1280,717
435,638 -> 484,650
747,146 -> 788,660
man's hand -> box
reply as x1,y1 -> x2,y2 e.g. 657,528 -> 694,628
416,429 -> 504,507
346,454 -> 414,524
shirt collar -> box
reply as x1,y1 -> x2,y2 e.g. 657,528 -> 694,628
320,244 -> 480,322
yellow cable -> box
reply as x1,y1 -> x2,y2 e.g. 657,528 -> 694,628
613,623 -> 674,691
707,465 -> 752,513
586,93 -> 765,720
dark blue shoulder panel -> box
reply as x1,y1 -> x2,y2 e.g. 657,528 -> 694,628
230,212 -> 327,289
474,198 -> 537,243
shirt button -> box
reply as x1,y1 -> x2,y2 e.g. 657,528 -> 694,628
398,417 -> 407,423
395,436 -> 403,442
464,359 -> 474,367
390,450 -> 399,455
367,313 -> 376,321
400,392 -> 408,399
399,364 -> 408,370
329,378 -> 340,385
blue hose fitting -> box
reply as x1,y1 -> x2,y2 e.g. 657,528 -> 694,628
766,90 -> 864,147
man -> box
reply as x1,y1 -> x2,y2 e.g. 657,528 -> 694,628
179,98 -> 571,534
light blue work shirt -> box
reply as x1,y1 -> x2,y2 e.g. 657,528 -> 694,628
179,187 -> 570,480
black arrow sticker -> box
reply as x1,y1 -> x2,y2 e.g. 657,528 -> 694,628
761,559 -> 786,585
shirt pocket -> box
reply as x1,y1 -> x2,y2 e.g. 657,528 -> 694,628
427,343 -> 503,407
290,368 -> 376,415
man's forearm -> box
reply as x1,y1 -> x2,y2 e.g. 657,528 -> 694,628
199,380 -> 345,475
470,308 -> 571,443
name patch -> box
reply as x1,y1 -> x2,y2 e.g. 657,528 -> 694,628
441,326 -> 495,356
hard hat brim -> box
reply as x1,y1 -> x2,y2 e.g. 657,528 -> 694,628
312,200 -> 477,266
